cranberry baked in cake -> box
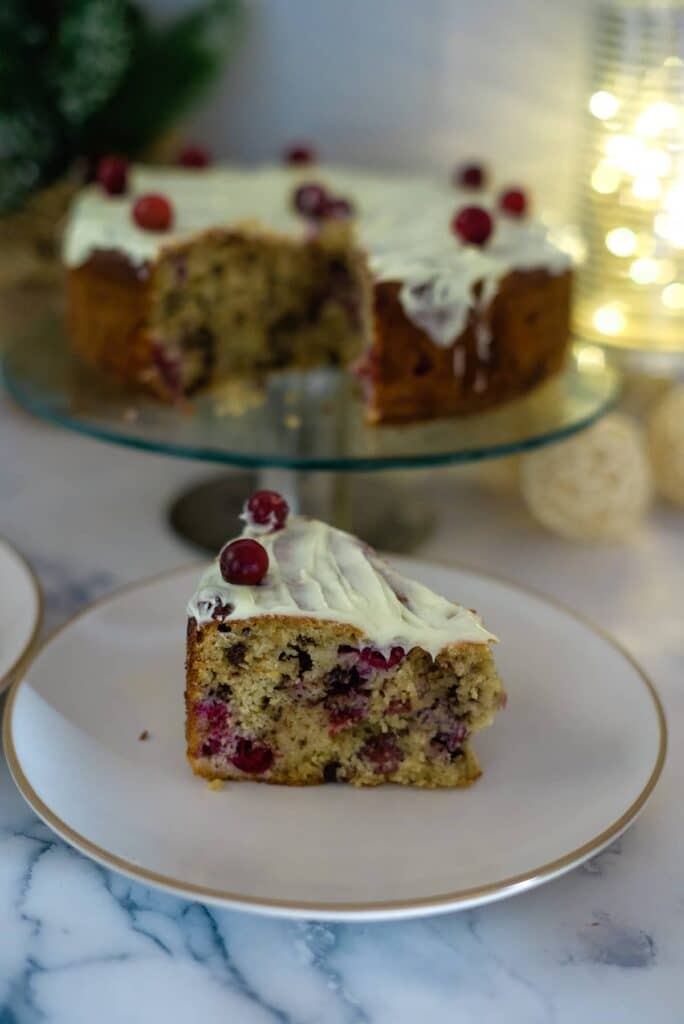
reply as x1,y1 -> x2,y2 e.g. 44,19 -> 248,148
64,160 -> 572,422
185,491 -> 505,787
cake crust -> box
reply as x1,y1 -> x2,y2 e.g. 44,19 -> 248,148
366,268 -> 571,422
67,250 -> 160,395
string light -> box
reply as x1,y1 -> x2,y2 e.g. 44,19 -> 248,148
632,175 -> 661,200
661,282 -> 684,309
664,185 -> 684,213
591,161 -> 622,194
589,90 -> 620,119
641,149 -> 671,177
636,232 -> 657,256
656,259 -> 676,283
576,5 -> 684,352
576,345 -> 607,370
635,101 -> 678,137
628,258 -> 677,285
655,212 -> 684,248
605,135 -> 646,175
606,227 -> 637,256
629,258 -> 659,284
593,304 -> 626,335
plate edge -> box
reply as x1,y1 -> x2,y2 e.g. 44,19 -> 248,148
2,559 -> 668,918
0,538 -> 43,697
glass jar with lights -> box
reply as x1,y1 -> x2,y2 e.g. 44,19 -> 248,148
575,0 -> 684,358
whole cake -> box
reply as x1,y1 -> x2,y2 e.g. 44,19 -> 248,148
185,490 -> 505,787
64,156 -> 572,422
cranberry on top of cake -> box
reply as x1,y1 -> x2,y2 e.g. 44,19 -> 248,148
188,495 -> 495,659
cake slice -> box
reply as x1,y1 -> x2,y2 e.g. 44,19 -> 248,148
185,490 -> 505,787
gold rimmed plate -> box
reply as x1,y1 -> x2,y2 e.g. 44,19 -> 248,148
0,538 -> 42,697
3,559 -> 665,921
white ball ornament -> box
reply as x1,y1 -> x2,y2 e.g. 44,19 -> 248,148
520,413 -> 652,541
647,385 -> 684,509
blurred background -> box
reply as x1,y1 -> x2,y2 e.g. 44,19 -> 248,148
2,0 -> 592,222
182,0 -> 592,220
2,0 -> 683,533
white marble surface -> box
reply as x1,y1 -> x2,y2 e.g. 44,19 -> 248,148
0,390 -> 682,1023
184,0 -> 591,219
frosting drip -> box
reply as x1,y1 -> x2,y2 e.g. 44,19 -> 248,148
188,516 -> 495,659
63,163 -> 572,350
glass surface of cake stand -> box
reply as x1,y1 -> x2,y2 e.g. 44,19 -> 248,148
2,316 -> 620,552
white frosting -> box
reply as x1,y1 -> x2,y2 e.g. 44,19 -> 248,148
63,163 -> 571,349
188,515 -> 495,658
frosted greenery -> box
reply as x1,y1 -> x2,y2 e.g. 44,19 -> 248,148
0,0 -> 245,213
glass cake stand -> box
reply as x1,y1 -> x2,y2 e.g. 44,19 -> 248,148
2,315 -> 620,552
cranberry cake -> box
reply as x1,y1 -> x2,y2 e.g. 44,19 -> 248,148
63,158 -> 572,422
185,490 -> 504,787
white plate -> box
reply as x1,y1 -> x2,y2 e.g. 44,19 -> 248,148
3,560 -> 665,921
0,538 -> 42,696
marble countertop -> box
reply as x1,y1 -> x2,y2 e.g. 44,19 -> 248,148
0,391 -> 682,1024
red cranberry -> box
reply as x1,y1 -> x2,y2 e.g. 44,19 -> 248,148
431,726 -> 468,757
133,193 -> 174,231
231,738 -> 274,774
293,182 -> 329,218
96,155 -> 128,195
196,701 -> 228,731
151,342 -> 181,397
386,646 -> 406,668
325,686 -> 369,732
500,187 -> 527,217
445,723 -> 468,748
328,702 -> 367,731
178,144 -> 211,168
454,163 -> 486,189
360,648 -> 387,670
359,734 -> 404,774
201,736 -> 222,757
359,646 -> 405,671
220,539 -> 269,585
452,205 -> 493,246
285,142 -> 316,165
324,196 -> 354,220
244,490 -> 289,531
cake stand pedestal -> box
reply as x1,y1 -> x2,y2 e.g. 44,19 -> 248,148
3,317 -> 620,553
167,470 -> 435,553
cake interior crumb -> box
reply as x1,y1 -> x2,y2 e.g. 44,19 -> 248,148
186,616 -> 504,788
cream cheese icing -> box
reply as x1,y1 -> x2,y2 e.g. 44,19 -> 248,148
62,162 -> 571,349
188,515 -> 496,659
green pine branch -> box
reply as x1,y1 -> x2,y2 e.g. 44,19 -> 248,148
82,0 -> 245,157
0,0 -> 245,214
